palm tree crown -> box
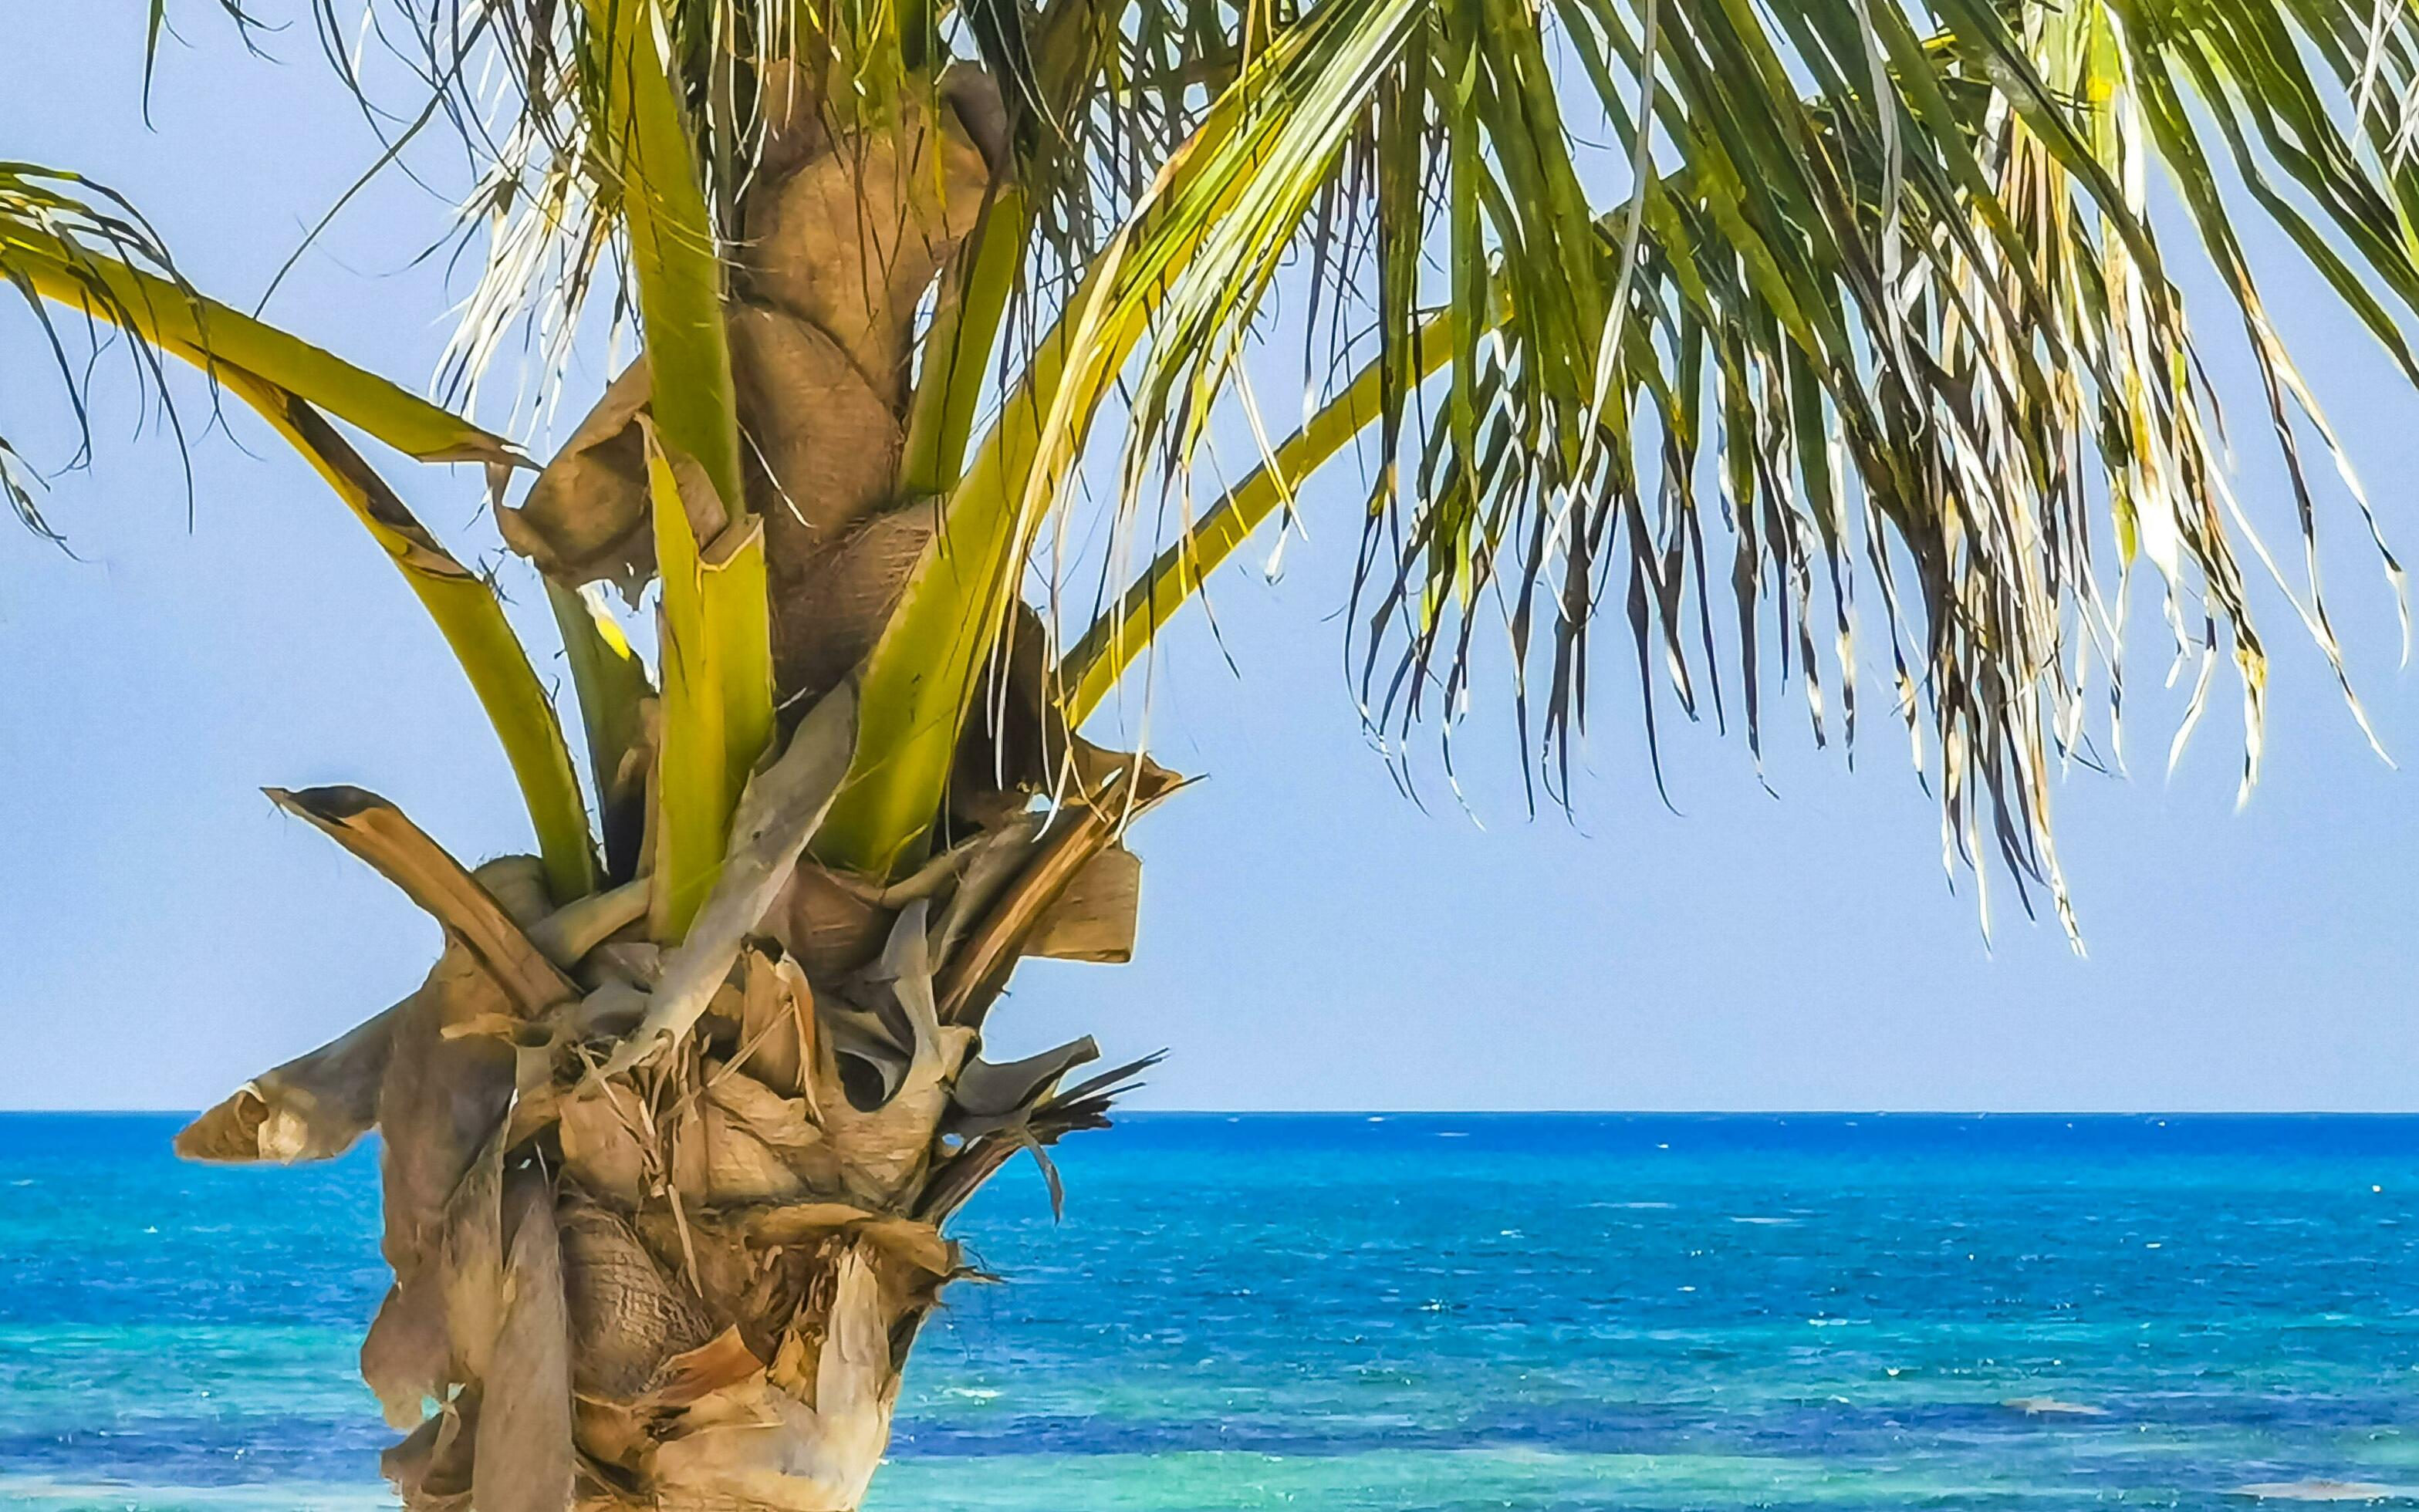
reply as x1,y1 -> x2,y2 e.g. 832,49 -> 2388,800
11,0 -> 2411,925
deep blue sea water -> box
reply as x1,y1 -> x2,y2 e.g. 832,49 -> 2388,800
2,1113 -> 2415,1510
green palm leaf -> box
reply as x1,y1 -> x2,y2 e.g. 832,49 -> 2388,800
2,169 -> 522,469
4,164 -> 593,901
1027,0 -> 2416,930
208,366 -> 596,903
156,0 -> 2419,920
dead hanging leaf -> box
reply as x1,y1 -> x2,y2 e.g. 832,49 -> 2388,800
742,1203 -> 955,1280
179,862 -> 641,1169
178,839 -> 583,1165
649,1244 -> 894,1512
916,1051 -> 1164,1225
1041,1051 -> 1167,1120
806,1242 -> 895,1499
570,1393 -> 651,1480
945,1036 -> 1100,1138
866,899 -> 941,1058
809,903 -> 971,1206
360,1275 -> 451,1432
705,1058 -> 825,1154
855,1217 -> 955,1279
816,901 -> 951,1114
679,1113 -> 818,1208
498,359 -> 656,597
471,1168 -> 573,1512
647,1377 -> 821,1510
744,1200 -> 882,1244
176,998 -> 403,1163
1022,845 -> 1140,964
559,1193 -> 718,1402
937,764 -> 1181,1026
817,996 -> 913,1112
765,1326 -> 818,1402
439,1122 -> 508,1386
646,1325 -> 765,1408
437,1013 -> 529,1044
728,947 -> 816,1105
363,926 -> 522,1428
924,816 -> 1041,970
555,1081 -> 650,1206
674,1063 -> 837,1203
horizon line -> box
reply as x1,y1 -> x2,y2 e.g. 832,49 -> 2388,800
8,1107 -> 2419,1119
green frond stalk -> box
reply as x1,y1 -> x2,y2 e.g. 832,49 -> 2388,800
643,421 -> 775,939
901,188 -> 1031,499
577,0 -> 746,515
546,580 -> 655,880
221,366 -> 598,903
5,167 -> 593,899
1057,306 -> 1460,722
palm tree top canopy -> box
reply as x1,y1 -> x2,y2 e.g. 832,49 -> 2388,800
11,0 -> 2415,931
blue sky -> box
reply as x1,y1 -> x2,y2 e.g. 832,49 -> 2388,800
2,5 -> 2413,1112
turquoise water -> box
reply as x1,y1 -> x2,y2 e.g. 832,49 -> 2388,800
3,1113 -> 2416,1510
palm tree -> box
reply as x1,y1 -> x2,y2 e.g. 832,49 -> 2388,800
5,0 -> 2411,1502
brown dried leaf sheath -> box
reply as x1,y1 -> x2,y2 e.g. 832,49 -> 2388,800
471,1169 -> 574,1512
264,786 -> 576,1014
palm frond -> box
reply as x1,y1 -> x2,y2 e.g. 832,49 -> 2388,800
812,0 -> 1424,875
3,168 -> 525,469
642,420 -> 777,937
217,369 -> 601,903
1050,0 -> 2416,932
289,0 -> 2415,922
578,0 -> 747,514
2,162 -> 590,901
0,164 -> 193,538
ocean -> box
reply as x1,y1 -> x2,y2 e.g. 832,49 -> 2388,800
1,1113 -> 2414,1510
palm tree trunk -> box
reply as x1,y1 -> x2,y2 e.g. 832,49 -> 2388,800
175,69 -> 1166,1510
356,889 -> 945,1512
186,802 -> 1153,1511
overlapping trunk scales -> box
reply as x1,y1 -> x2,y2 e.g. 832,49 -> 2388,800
498,67 -> 999,710
177,62 -> 1166,1512
184,780 -> 1163,1507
